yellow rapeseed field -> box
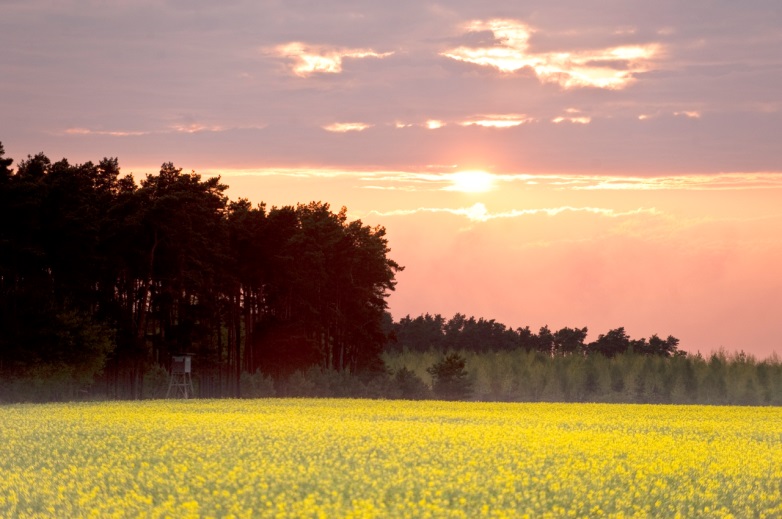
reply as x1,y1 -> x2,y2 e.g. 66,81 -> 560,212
0,399 -> 780,518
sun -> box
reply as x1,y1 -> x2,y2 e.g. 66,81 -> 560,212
446,170 -> 496,193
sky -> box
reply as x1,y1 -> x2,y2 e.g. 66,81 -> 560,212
2,0 -> 782,357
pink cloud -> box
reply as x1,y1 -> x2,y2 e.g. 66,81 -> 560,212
273,42 -> 393,77
442,19 -> 662,89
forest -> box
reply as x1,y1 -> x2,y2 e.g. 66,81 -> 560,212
1,142 -> 780,404
0,142 -> 400,400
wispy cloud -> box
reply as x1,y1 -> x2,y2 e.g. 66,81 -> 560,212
369,203 -> 660,223
552,116 -> 591,124
205,167 -> 359,179
171,123 -> 225,134
396,117 -> 536,129
674,111 -> 701,119
458,114 -> 535,128
574,172 -> 782,191
360,171 -> 782,192
323,122 -> 373,133
552,108 -> 591,124
442,19 -> 661,89
64,127 -> 149,137
202,167 -> 782,193
274,42 -> 393,77
63,123 -> 262,138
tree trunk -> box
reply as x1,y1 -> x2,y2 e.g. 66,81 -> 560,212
234,292 -> 242,397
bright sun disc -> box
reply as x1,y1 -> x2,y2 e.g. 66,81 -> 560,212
447,170 -> 495,192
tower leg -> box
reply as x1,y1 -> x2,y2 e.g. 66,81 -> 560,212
167,372 -> 194,399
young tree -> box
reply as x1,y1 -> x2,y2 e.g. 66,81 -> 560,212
427,352 -> 473,400
393,367 -> 431,400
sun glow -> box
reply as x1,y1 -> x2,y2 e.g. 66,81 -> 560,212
445,170 -> 496,193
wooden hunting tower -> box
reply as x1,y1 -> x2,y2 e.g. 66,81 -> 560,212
166,354 -> 195,399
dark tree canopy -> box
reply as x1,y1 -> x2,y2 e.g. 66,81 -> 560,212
389,313 -> 681,359
0,143 -> 402,400
0,143 -> 13,180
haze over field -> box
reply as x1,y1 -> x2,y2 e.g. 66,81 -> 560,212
2,1 -> 781,357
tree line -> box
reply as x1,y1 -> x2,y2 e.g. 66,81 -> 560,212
386,313 -> 682,358
382,349 -> 782,405
0,142 -> 401,400
380,315 -> 782,404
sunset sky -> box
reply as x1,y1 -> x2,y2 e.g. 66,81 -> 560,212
2,1 -> 781,357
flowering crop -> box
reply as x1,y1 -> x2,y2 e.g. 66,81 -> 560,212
1,399 -> 781,518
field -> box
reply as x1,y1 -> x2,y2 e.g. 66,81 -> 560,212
1,400 -> 781,518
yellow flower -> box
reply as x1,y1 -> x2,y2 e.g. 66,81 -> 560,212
0,400 -> 780,517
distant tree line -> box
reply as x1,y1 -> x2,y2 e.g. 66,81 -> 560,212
383,349 -> 782,406
386,313 -> 683,358
379,314 -> 782,405
0,142 -> 401,401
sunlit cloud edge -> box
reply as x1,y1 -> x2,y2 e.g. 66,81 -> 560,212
441,18 -> 662,90
323,122 -> 373,133
197,168 -> 782,191
62,123 -> 267,137
366,203 -> 661,223
272,42 -> 394,77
